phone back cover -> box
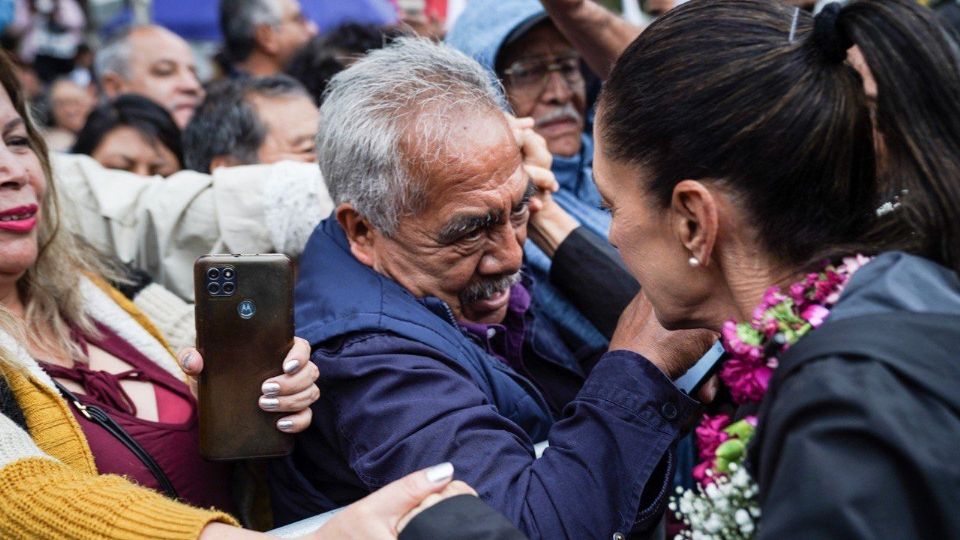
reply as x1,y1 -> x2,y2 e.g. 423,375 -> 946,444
195,254 -> 295,460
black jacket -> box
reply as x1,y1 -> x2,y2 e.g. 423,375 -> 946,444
401,495 -> 527,540
750,252 -> 960,539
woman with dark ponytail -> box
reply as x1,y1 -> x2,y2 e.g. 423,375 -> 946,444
595,0 -> 960,537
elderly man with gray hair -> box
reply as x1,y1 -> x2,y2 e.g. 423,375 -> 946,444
270,37 -> 711,539
219,0 -> 317,77
95,25 -> 204,129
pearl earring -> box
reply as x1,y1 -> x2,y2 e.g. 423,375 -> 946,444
688,256 -> 701,267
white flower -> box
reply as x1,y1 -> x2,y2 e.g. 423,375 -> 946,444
735,509 -> 752,526
704,515 -> 723,533
705,483 -> 720,499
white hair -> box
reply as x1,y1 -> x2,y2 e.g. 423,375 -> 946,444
317,37 -> 507,235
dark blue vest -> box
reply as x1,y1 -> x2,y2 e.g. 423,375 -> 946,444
295,218 -> 554,441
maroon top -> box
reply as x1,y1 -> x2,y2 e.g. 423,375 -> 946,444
41,324 -> 235,512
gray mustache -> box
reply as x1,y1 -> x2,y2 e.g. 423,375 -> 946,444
460,271 -> 522,305
534,103 -> 582,127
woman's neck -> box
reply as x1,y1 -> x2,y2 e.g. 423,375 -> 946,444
0,281 -> 25,318
720,250 -> 805,325
0,279 -> 74,366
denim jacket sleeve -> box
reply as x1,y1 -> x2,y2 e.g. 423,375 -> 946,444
312,334 -> 698,540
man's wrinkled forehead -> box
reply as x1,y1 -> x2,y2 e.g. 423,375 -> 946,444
422,120 -> 520,186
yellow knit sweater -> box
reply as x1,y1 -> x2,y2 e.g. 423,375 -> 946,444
0,279 -> 239,539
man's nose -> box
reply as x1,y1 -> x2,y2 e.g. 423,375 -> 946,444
478,223 -> 524,276
540,70 -> 573,104
178,71 -> 203,95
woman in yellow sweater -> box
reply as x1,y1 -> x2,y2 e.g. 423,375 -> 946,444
0,50 -> 473,538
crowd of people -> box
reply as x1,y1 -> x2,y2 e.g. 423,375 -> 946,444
1,0 -> 959,539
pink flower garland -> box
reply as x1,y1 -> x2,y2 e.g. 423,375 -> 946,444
692,255 -> 871,485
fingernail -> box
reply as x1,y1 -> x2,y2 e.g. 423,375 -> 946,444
180,351 -> 194,370
277,419 -> 294,431
425,462 -> 454,484
283,359 -> 300,374
260,397 -> 280,410
262,382 -> 281,397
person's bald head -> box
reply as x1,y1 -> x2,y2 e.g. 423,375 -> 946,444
96,25 -> 205,128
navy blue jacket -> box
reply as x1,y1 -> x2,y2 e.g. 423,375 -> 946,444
269,219 -> 698,539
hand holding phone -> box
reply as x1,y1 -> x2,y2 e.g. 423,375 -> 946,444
194,254 -> 296,460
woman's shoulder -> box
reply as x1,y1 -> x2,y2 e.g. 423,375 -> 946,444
832,251 -> 960,321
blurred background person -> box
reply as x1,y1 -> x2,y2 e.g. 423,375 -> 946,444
285,23 -> 402,106
7,0 -> 85,83
219,0 -> 317,78
183,74 -> 317,173
73,94 -> 183,177
42,76 -> 92,151
95,25 -> 205,129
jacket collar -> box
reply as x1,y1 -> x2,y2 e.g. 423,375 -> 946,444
295,218 -> 466,346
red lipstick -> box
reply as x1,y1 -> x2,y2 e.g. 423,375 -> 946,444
0,204 -> 38,233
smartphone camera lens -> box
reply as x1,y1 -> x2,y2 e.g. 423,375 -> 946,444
207,267 -> 220,280
222,282 -> 236,295
207,282 -> 221,295
222,268 -> 235,280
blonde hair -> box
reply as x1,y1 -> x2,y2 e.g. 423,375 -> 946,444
0,51 -> 120,361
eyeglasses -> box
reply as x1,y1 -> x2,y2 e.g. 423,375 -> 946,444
502,53 -> 584,95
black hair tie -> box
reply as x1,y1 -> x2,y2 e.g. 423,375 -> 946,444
811,2 -> 852,64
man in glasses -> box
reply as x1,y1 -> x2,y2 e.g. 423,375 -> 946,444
447,0 -> 613,359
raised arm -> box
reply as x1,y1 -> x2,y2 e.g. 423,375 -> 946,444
540,0 -> 642,79
53,153 -> 331,301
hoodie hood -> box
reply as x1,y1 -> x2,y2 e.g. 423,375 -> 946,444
827,251 -> 960,412
831,251 -> 960,321
445,0 -> 548,75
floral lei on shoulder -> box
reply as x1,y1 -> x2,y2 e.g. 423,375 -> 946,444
671,255 -> 872,539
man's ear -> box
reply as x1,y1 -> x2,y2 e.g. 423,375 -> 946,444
100,73 -> 126,98
671,180 -> 719,266
335,204 -> 378,268
253,24 -> 279,56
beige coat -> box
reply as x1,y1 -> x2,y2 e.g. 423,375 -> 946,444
53,153 -> 332,302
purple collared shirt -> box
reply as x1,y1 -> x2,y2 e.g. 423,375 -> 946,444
458,284 -> 531,373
